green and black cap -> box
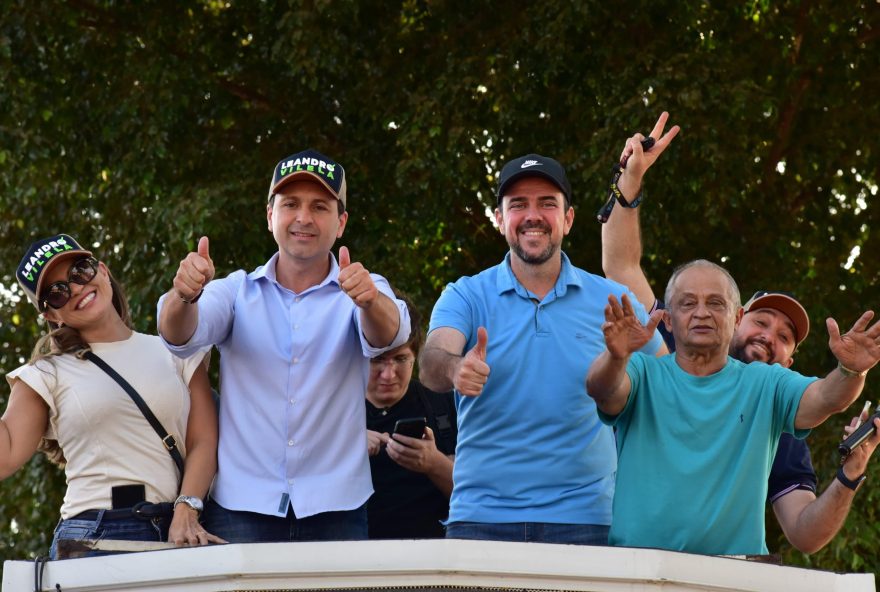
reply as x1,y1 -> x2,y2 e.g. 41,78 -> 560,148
269,148 -> 347,207
16,234 -> 92,310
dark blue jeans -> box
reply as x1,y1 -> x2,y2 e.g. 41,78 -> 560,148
445,521 -> 610,545
202,497 -> 367,543
50,511 -> 170,560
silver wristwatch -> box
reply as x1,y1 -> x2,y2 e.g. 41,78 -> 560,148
174,495 -> 204,514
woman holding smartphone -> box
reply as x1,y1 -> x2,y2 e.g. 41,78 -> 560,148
1,234 -> 224,558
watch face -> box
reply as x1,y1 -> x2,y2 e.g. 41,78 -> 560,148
176,495 -> 204,512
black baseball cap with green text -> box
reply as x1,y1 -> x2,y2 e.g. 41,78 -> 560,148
268,148 -> 347,207
16,234 -> 92,310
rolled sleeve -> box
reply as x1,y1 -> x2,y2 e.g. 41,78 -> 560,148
157,270 -> 243,357
354,274 -> 411,357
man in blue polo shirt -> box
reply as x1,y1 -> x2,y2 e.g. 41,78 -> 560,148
419,114 -> 678,544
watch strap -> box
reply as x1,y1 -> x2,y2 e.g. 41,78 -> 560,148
179,289 -> 203,305
174,495 -> 204,513
836,465 -> 866,491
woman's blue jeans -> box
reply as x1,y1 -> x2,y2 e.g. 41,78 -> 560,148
50,510 -> 170,560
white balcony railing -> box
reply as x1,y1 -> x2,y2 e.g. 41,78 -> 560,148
4,539 -> 875,592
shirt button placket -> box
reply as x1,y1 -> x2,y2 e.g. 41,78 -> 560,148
288,294 -> 301,478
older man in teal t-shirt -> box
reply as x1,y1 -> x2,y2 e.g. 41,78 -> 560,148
587,259 -> 880,555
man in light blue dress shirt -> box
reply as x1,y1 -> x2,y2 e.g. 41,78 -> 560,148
158,149 -> 410,542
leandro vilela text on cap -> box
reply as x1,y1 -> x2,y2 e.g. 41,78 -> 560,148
16,234 -> 93,310
269,148 -> 348,207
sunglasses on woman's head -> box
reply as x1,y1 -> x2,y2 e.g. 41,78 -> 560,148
39,257 -> 99,311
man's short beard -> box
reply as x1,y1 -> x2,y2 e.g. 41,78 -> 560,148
729,337 -> 772,364
511,241 -> 557,265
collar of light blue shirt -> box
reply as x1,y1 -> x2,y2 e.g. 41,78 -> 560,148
248,251 -> 342,294
496,251 -> 582,300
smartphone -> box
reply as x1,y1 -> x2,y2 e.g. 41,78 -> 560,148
111,484 -> 146,509
393,417 -> 427,439
839,406 -> 880,457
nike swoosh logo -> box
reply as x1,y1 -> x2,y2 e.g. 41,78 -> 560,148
520,161 -> 541,168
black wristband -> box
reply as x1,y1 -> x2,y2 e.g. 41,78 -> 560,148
610,176 -> 643,208
836,465 -> 866,491
179,289 -> 203,305
596,164 -> 642,223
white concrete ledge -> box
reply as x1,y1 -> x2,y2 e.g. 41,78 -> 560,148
5,539 -> 875,592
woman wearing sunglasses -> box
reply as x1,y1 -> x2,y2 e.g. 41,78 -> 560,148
2,234 -> 224,558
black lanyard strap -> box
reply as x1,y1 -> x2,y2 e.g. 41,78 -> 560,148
82,350 -> 185,478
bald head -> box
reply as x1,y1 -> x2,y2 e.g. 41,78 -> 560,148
665,259 -> 740,311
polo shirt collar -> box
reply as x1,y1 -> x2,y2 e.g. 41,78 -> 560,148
496,251 -> 583,299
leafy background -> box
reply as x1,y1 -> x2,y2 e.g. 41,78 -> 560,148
0,0 -> 878,579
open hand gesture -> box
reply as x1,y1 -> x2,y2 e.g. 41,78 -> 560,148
828,310 -> 880,375
602,294 -> 663,360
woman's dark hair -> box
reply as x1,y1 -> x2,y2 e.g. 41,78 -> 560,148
28,266 -> 133,467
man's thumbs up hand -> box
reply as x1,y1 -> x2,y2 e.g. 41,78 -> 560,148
454,327 -> 490,396
173,235 -> 215,303
337,246 -> 378,309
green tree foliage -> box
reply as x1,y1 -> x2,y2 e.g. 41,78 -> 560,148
1,0 -> 878,576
